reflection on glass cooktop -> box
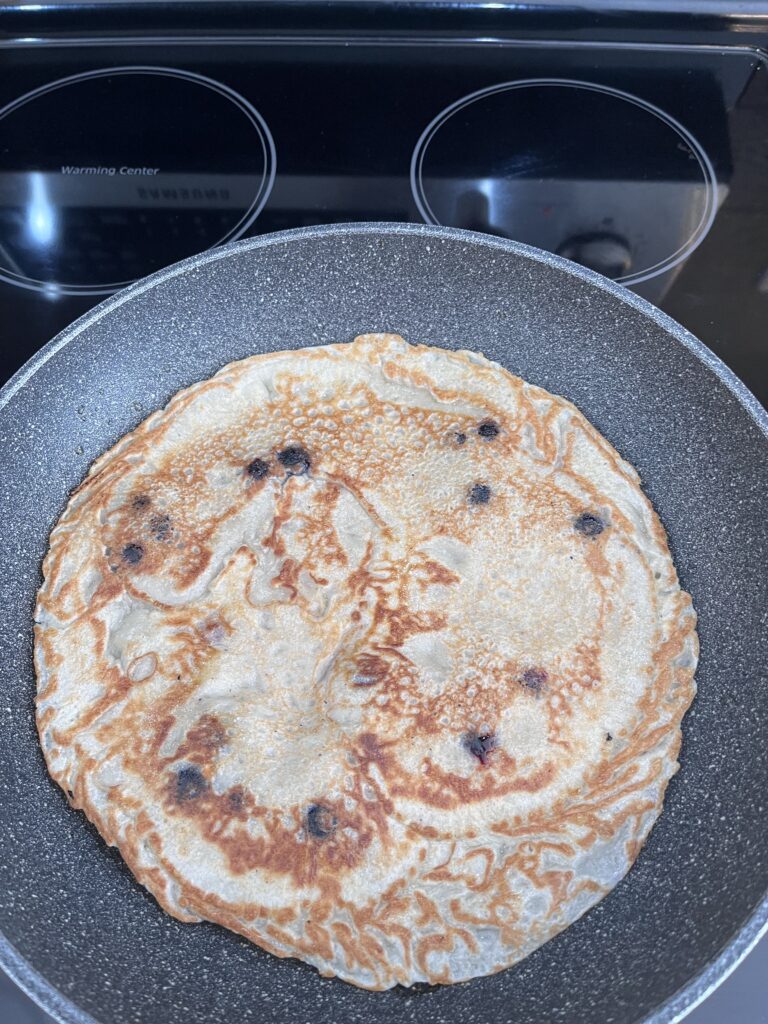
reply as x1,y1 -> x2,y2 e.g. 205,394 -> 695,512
411,78 -> 718,286
0,39 -> 765,408
0,67 -> 274,294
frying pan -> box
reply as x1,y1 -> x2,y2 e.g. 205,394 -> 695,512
1,223 -> 767,1024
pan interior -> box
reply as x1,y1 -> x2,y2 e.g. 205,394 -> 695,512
0,224 -> 766,1024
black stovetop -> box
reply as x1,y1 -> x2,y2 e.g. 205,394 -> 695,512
1,4 -> 767,406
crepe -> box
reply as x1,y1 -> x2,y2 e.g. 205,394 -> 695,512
34,333 -> 697,989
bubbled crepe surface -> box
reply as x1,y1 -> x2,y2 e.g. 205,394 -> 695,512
34,332 -> 697,990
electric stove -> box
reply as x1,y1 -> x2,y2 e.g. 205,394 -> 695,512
1,2 -> 767,1022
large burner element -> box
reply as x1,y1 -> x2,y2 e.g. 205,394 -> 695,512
411,79 -> 717,286
0,66 -> 275,294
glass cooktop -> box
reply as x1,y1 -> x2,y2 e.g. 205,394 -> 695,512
0,39 -> 766,405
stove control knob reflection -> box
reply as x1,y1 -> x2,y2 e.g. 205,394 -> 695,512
557,232 -> 632,280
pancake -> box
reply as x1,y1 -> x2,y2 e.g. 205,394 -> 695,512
34,332 -> 697,989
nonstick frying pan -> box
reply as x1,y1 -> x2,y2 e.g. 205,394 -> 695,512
1,223 -> 767,1024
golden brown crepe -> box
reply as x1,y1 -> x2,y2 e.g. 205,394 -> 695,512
35,333 -> 697,988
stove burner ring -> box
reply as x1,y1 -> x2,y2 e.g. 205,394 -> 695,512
0,66 -> 276,296
410,78 -> 717,287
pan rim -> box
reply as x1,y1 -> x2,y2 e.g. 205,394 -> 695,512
1,222 -> 766,441
1,221 -> 766,1024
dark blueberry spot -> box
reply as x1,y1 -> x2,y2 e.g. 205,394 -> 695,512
574,512 -> 605,537
149,513 -> 171,541
463,731 -> 497,765
122,543 -> 144,565
278,446 -> 311,474
246,457 -> 269,480
131,494 -> 151,510
306,803 -> 337,839
520,668 -> 548,693
606,732 -> 613,742
454,432 -> 467,445
478,419 -> 500,439
228,789 -> 245,810
176,765 -> 207,801
469,483 -> 492,505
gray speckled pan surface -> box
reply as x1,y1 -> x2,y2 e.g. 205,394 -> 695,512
1,223 -> 767,1024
